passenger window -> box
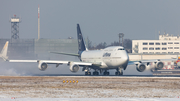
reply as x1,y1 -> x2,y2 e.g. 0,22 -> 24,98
118,48 -> 124,50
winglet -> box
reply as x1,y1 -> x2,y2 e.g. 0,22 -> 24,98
0,41 -> 9,61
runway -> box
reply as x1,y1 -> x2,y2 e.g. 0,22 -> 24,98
0,76 -> 179,99
32,73 -> 180,77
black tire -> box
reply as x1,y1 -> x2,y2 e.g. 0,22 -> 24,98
97,72 -> 99,75
115,71 -> 119,75
107,72 -> 109,75
88,72 -> 91,75
85,72 -> 88,75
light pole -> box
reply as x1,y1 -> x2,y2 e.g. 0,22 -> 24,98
119,33 -> 124,46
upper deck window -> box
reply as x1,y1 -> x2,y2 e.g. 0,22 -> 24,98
118,48 -> 124,50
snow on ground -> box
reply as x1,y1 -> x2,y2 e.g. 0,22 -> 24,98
0,76 -> 180,100
0,98 -> 180,101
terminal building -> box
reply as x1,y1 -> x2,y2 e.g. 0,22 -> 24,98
132,34 -> 180,54
130,34 -> 180,70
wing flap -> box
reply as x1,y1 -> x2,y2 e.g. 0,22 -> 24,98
39,60 -> 69,64
39,60 -> 93,66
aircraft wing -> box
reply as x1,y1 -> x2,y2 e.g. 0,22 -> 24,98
38,60 -> 92,66
9,60 -> 38,62
129,58 -> 177,65
8,59 -> 93,66
128,59 -> 177,65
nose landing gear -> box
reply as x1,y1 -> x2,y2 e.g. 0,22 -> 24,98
115,67 -> 123,76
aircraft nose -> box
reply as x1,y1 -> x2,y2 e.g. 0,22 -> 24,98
121,53 -> 129,70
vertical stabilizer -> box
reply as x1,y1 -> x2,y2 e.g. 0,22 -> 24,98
0,41 -> 9,61
77,24 -> 86,52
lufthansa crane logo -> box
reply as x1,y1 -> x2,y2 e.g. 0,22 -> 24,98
103,52 -> 111,57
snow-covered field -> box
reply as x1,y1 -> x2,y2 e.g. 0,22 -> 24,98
0,76 -> 180,101
0,98 -> 180,101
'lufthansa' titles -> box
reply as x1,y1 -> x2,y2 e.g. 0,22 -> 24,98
103,52 -> 111,57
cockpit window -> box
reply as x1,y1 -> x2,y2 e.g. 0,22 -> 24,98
118,48 -> 124,50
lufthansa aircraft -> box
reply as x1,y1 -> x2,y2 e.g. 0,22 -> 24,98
1,24 -> 178,75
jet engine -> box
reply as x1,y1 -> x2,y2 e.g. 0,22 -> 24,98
70,64 -> 80,73
68,62 -> 80,73
136,63 -> 146,72
154,61 -> 164,70
177,62 -> 180,68
38,62 -> 48,71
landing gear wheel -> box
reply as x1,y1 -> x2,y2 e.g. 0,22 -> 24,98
103,71 -> 110,76
115,71 -> 119,75
115,69 -> 123,76
93,71 -> 99,75
85,72 -> 91,75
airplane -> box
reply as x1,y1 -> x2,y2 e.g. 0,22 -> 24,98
0,24 -> 179,75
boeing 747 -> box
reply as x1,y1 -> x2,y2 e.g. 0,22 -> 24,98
1,24 -> 178,75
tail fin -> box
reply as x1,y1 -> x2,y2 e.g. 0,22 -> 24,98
0,41 -> 9,61
77,24 -> 87,52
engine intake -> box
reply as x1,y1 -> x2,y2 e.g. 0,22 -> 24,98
38,62 -> 48,71
69,62 -> 80,73
136,63 -> 146,72
155,61 -> 164,70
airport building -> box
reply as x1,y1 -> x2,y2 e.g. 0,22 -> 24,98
132,34 -> 180,54
0,39 -> 78,60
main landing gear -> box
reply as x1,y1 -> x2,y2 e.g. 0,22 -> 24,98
115,68 -> 123,76
93,71 -> 99,75
85,71 -> 100,76
83,67 -> 91,75
103,70 -> 110,76
85,71 -> 91,75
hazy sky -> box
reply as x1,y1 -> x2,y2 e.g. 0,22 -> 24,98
1,0 -> 180,44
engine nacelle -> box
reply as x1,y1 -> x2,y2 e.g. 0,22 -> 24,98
177,62 -> 180,67
69,62 -> 80,73
136,63 -> 146,72
38,62 -> 48,71
154,61 -> 164,70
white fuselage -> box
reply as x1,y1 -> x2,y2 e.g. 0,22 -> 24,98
81,46 -> 129,69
